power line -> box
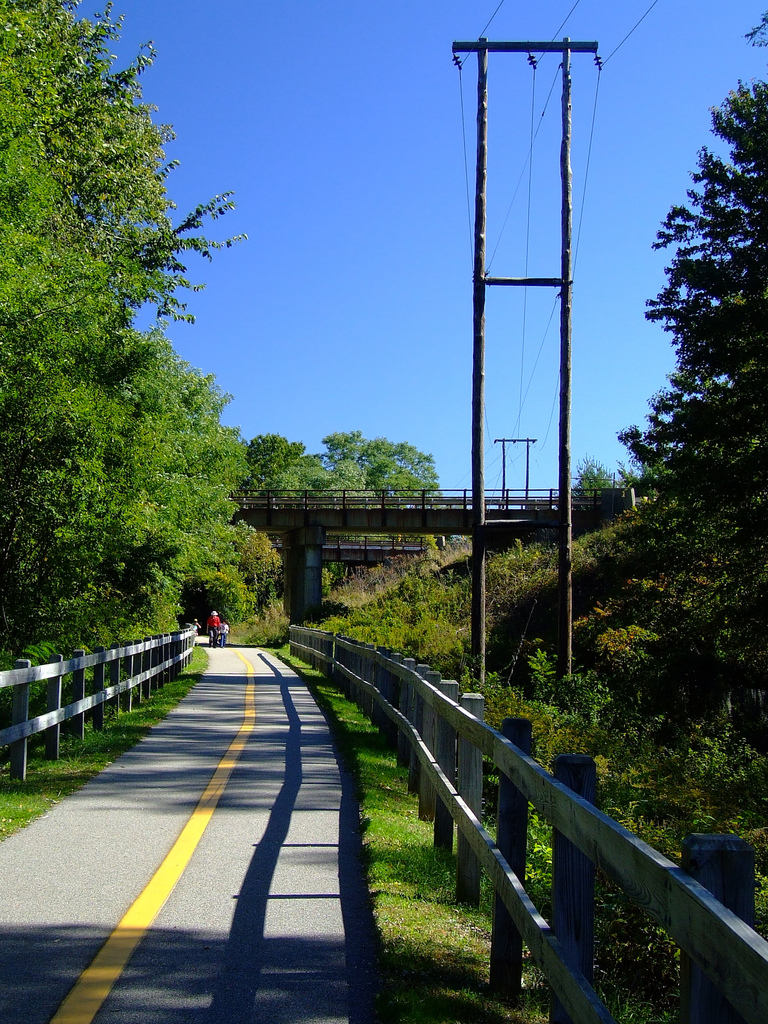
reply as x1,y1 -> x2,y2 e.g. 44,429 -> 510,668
551,0 -> 584,43
603,0 -> 662,64
518,58 -> 537,434
517,296 -> 559,431
456,61 -> 475,269
478,0 -> 509,41
541,374 -> 560,450
487,59 -> 560,271
574,65 -> 602,269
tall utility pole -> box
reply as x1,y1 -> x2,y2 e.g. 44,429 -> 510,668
470,44 -> 488,684
494,437 -> 537,498
558,43 -> 574,679
453,38 -> 598,681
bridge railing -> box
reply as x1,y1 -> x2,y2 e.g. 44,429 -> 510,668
0,627 -> 197,781
233,488 -> 604,513
271,535 -> 429,556
289,625 -> 767,1024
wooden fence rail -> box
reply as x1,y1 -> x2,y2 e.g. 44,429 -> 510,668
0,627 -> 197,781
290,625 -> 768,1024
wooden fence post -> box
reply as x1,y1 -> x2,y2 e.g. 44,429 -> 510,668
353,644 -> 363,709
335,641 -> 345,697
419,668 -> 440,821
92,646 -> 106,731
109,645 -> 120,713
403,660 -> 419,792
131,641 -> 142,705
457,693 -> 484,904
328,633 -> 337,686
324,632 -> 334,679
45,654 -> 64,761
151,635 -> 162,692
169,632 -> 179,683
434,680 -> 459,851
142,637 -> 152,699
10,659 -> 31,781
373,648 -> 389,735
70,649 -> 86,739
364,644 -> 376,718
395,656 -> 412,768
388,654 -> 402,751
123,645 -> 134,712
160,634 -> 169,687
551,754 -> 597,1024
377,649 -> 397,749
680,834 -> 755,1024
491,717 -> 532,997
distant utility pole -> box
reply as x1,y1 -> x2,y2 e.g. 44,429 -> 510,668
452,37 -> 599,682
494,437 -> 537,498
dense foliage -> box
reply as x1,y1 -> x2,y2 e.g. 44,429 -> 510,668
243,430 -> 440,492
307,532 -> 768,1018
0,1 -> 246,651
618,71 -> 768,706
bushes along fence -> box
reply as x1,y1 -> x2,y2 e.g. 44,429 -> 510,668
290,625 -> 768,1024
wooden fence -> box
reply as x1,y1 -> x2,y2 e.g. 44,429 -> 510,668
290,625 -> 768,1024
0,627 -> 197,782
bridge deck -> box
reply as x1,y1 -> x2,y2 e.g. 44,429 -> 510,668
233,489 -> 603,537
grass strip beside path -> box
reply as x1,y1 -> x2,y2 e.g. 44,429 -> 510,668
275,644 -> 547,1024
0,645 -> 207,842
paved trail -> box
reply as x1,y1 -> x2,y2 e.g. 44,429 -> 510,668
0,646 -> 377,1024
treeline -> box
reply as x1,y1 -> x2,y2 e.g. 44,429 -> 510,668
242,431 -> 440,491
0,3 -> 443,660
0,0 -> 249,656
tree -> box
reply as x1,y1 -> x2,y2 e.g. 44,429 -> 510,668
234,526 -> 283,608
243,434 -> 306,488
320,431 -> 439,491
0,1 -> 245,650
574,456 -> 614,494
747,12 -> 768,45
620,76 -> 768,524
241,430 -> 440,492
619,70 -> 768,693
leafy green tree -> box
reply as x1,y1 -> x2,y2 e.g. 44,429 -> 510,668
573,456 -> 614,494
241,430 -> 440,492
0,1 -> 245,650
235,525 -> 283,608
243,434 -> 306,488
619,69 -> 768,700
320,431 -> 439,491
620,75 -> 768,537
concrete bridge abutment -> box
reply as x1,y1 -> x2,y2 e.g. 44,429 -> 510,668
282,525 -> 326,623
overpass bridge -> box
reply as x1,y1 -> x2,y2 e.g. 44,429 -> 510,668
271,535 -> 430,565
232,488 -> 634,621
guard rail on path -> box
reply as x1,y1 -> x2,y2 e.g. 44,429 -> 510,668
0,627 -> 196,782
290,625 -> 768,1024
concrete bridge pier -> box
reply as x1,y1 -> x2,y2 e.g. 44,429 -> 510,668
282,525 -> 326,623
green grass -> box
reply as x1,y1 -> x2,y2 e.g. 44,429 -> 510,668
276,644 -> 548,1024
0,646 -> 207,841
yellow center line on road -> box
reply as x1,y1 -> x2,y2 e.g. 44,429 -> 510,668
50,649 -> 258,1024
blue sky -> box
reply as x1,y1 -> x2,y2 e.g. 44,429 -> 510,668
106,0 -> 768,491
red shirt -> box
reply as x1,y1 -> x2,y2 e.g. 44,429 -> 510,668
207,614 -> 221,629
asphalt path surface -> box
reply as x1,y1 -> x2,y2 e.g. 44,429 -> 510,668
0,645 -> 378,1024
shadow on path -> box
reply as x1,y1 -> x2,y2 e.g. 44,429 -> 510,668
204,652 -> 377,1024
0,651 -> 377,1024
